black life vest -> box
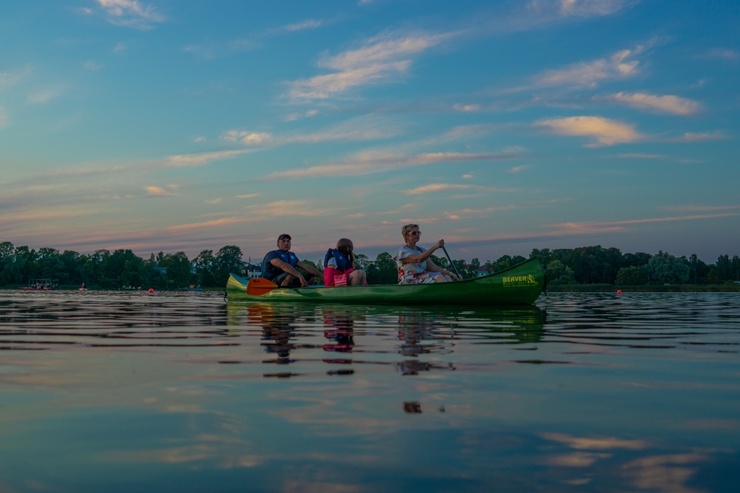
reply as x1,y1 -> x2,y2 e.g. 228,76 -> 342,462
324,248 -> 350,272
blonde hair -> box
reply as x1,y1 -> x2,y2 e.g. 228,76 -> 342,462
401,223 -> 419,238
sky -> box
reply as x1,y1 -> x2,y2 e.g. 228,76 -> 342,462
1,0 -> 739,265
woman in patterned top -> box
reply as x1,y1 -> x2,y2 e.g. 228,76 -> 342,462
393,224 -> 460,284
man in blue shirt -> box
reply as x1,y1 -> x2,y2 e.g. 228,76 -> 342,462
261,234 -> 322,287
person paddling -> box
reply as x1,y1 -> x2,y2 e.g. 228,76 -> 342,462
394,224 -> 460,284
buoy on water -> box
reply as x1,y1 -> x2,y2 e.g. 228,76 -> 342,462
148,288 -> 155,294
617,289 -> 622,295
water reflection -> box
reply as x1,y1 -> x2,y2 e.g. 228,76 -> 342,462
1,291 -> 737,493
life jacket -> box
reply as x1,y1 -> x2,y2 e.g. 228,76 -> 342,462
324,248 -> 351,272
262,249 -> 299,279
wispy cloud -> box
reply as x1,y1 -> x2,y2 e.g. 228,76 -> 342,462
549,212 -> 740,235
221,131 -> 272,146
557,0 -> 636,17
224,115 -> 403,147
658,204 -> 740,213
145,185 -> 179,197
535,116 -> 643,147
452,103 -> 481,112
531,44 -> 646,89
0,66 -> 31,90
165,149 -> 250,167
245,200 -> 333,217
27,87 -> 63,105
95,0 -> 165,30
287,30 -> 454,101
703,48 -> 740,61
282,19 -> 323,32
609,153 -> 667,160
167,217 -> 246,232
602,92 -> 701,115
667,131 -> 727,143
404,183 -> 479,195
263,151 -> 517,180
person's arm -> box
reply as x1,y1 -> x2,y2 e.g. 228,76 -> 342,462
426,257 -> 461,280
270,257 -> 309,286
399,240 -> 445,264
296,260 -> 322,278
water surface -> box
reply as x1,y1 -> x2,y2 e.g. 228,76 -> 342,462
1,290 -> 738,492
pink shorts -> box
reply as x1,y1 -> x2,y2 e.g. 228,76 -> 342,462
324,267 -> 355,286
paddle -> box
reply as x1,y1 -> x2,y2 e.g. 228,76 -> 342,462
441,244 -> 462,280
247,277 -> 278,296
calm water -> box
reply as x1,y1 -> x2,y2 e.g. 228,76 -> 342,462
1,290 -> 738,492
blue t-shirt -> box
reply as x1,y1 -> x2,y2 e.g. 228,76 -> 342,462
262,249 -> 299,280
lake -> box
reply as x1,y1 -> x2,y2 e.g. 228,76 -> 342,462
1,290 -> 738,492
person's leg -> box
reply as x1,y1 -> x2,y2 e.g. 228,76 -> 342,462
348,269 -> 366,286
273,272 -> 297,287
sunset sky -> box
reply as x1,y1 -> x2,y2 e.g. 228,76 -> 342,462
2,0 -> 738,264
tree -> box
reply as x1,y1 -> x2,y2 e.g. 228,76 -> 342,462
545,260 -> 576,285
215,245 -> 243,285
645,251 -> 690,284
616,266 -> 648,285
193,249 -> 218,287
160,252 -> 192,288
366,252 -> 397,284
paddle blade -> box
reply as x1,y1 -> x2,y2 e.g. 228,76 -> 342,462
247,278 -> 278,296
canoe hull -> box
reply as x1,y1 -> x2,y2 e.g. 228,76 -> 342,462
226,258 -> 544,306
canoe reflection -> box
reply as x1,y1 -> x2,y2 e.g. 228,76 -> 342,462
227,302 -> 546,378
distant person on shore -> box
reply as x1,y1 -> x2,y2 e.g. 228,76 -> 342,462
394,223 -> 460,284
262,234 -> 322,287
323,238 -> 367,286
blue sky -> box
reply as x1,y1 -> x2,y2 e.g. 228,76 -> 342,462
1,0 -> 738,265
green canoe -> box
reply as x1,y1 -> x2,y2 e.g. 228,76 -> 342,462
226,258 -> 544,306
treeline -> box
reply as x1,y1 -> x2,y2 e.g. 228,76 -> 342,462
0,241 -> 738,290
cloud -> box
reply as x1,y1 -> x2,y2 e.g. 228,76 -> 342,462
83,60 -> 104,71
603,92 -> 701,115
167,217 -> 246,233
0,66 -> 31,90
286,31 -> 453,101
165,149 -> 250,167
27,87 -> 63,105
453,103 -> 481,112
535,116 -> 643,146
548,212 -> 740,236
668,131 -> 727,143
658,204 -> 740,213
284,109 -> 319,121
558,0 -> 635,17
145,185 -> 179,197
509,165 -> 531,173
704,48 -> 740,61
96,0 -> 165,30
404,184 -> 478,195
532,45 -> 644,89
263,151 -> 516,180
543,432 -> 649,450
282,19 -> 323,32
245,200 -> 333,217
221,131 -> 272,146
224,115 -> 402,147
